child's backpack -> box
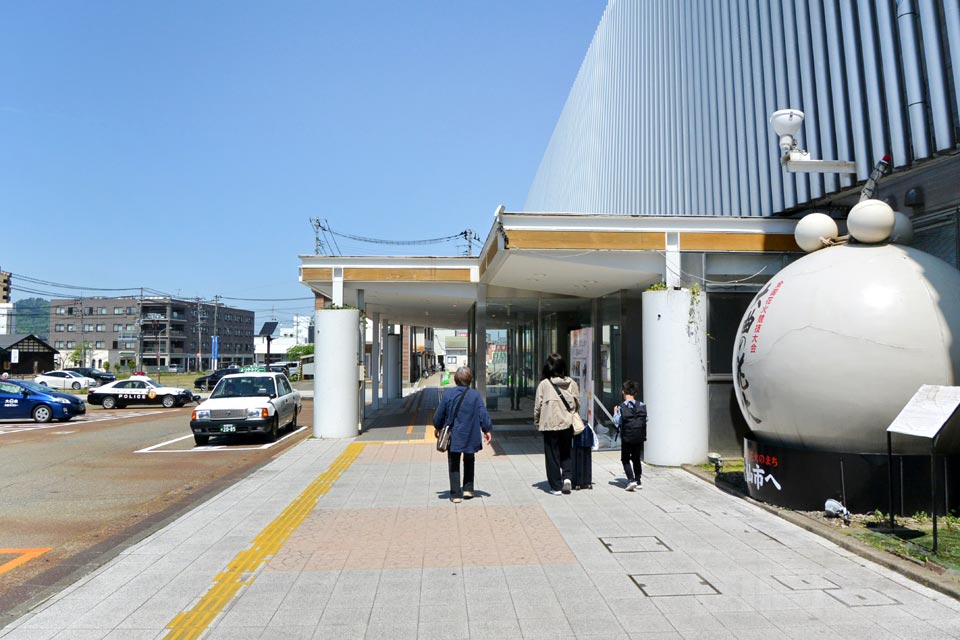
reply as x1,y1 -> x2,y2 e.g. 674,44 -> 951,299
619,400 -> 647,444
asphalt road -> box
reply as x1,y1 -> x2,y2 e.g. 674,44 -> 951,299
0,399 -> 313,627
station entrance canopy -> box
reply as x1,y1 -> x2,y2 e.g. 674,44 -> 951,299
298,211 -> 802,327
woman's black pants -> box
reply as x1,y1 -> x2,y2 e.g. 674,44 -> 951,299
448,451 -> 475,498
542,428 -> 573,491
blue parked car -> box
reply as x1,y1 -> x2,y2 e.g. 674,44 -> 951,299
0,378 -> 87,423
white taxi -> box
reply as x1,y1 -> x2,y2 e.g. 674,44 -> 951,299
189,372 -> 301,446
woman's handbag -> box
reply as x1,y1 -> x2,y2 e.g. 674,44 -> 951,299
551,381 -> 585,435
437,387 -> 469,452
436,425 -> 452,452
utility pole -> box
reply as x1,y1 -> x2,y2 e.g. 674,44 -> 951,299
310,218 -> 327,254
195,297 -> 205,372
213,295 -> 220,369
461,229 -> 477,257
154,318 -> 161,376
137,288 -> 144,371
75,296 -> 85,367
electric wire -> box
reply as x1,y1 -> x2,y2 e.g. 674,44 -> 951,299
318,222 -> 472,246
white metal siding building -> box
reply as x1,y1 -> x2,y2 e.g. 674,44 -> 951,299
525,0 -> 960,218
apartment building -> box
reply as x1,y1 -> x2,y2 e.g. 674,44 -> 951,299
48,296 -> 255,371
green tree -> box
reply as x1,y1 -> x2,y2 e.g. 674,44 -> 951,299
68,342 -> 93,366
286,344 -> 314,360
13,297 -> 50,339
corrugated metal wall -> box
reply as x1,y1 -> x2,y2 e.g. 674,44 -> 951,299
524,0 -> 960,217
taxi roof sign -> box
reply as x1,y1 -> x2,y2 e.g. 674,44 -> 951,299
240,365 -> 266,373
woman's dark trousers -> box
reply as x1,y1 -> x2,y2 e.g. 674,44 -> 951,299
543,428 -> 573,491
448,451 -> 475,498
621,442 -> 644,481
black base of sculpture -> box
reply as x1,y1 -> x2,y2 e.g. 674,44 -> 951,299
743,437 -> 960,514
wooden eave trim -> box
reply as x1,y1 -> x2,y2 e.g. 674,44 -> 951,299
479,238 -> 500,278
301,267 -> 332,281
506,230 -> 666,250
679,232 -> 802,252
503,229 -> 801,253
300,266 -> 473,283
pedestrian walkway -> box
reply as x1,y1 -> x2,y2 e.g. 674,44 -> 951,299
3,386 -> 960,639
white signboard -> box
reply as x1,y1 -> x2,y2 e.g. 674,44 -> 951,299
10,348 -> 18,364
569,328 -> 593,428
887,384 -> 960,440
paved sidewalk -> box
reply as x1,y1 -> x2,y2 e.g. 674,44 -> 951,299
3,389 -> 960,639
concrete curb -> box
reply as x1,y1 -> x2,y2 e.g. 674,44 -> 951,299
682,464 -> 960,602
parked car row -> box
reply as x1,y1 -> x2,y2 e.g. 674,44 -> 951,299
4,369 -> 303,443
194,367 -> 241,390
65,367 -> 116,385
35,370 -> 99,390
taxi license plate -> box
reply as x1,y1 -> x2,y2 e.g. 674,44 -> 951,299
221,424 -> 236,433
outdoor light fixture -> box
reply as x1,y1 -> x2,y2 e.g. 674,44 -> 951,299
707,452 -> 723,474
770,109 -> 856,174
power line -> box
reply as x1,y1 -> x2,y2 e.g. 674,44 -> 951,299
316,221 -> 475,247
219,296 -> 312,302
9,272 -> 142,292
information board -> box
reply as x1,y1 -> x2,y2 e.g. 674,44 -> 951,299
887,384 -> 960,440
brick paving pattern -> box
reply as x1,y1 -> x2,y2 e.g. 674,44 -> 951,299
2,389 -> 960,639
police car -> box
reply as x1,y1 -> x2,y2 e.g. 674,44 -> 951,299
0,378 -> 87,423
87,377 -> 197,409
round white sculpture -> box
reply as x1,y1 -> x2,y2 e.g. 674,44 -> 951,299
890,211 -> 914,245
733,243 -> 960,454
794,213 -> 839,253
847,199 -> 895,244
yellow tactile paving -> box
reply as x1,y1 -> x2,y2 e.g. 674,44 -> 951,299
267,504 -> 576,572
162,442 -> 366,640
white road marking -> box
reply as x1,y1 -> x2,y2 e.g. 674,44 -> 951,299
0,410 -> 167,435
135,426 -> 308,453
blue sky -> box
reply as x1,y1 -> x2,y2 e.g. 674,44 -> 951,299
1,1 -> 606,326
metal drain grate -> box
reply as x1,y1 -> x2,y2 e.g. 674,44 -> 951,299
600,536 -> 671,553
629,572 -> 720,597
772,575 -> 839,591
826,588 -> 901,607
656,503 -> 699,514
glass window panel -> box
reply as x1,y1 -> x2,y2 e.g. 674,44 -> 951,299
707,292 -> 755,376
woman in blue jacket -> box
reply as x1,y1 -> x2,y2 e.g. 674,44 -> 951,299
433,366 -> 492,503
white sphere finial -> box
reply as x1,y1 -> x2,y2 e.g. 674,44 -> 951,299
794,213 -> 839,253
847,199 -> 895,244
890,211 -> 914,245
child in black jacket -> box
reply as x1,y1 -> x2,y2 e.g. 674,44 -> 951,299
613,380 -> 646,491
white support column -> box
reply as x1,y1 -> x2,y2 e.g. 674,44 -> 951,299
384,325 -> 401,399
357,289 -> 365,421
332,267 -> 344,306
664,232 -> 681,288
641,288 -> 708,465
313,307 -> 360,438
371,312 -> 381,411
475,284 -> 487,400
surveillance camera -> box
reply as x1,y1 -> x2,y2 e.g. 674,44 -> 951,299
770,109 -> 804,152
